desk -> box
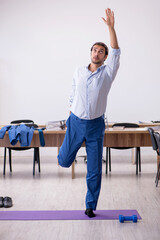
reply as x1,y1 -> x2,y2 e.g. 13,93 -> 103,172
0,128 -> 152,147
0,127 -> 159,178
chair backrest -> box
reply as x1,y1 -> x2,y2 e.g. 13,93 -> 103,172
11,120 -> 34,124
148,128 -> 158,151
153,132 -> 160,156
10,120 -> 38,128
112,123 -> 139,128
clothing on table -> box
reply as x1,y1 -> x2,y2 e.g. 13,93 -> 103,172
0,125 -> 10,139
0,125 -> 34,147
0,124 -> 45,147
70,47 -> 121,120
58,113 -> 105,210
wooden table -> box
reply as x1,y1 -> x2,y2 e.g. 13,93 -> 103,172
1,127 -> 159,178
0,128 -> 152,147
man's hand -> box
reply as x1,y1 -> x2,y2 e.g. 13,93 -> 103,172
102,8 -> 115,29
102,8 -> 119,49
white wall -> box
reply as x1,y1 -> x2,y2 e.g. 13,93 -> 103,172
0,0 -> 160,157
0,0 -> 160,124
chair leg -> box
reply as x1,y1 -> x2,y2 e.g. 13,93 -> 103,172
136,148 -> 138,175
109,148 -> 111,172
33,148 -> 41,175
156,174 -> 158,187
155,173 -> 158,184
138,147 -> 141,172
155,157 -> 159,185
106,147 -> 111,174
9,148 -> 12,173
37,148 -> 41,173
156,162 -> 160,187
155,162 -> 159,184
106,147 -> 108,174
3,148 -> 7,175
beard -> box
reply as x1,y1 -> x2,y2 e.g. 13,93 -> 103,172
91,57 -> 104,65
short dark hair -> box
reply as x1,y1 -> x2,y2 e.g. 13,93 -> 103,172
91,42 -> 108,56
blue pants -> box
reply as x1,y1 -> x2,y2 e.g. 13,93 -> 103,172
58,113 -> 105,210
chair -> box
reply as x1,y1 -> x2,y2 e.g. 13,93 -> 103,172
3,119 -> 40,176
148,128 -> 158,151
106,123 -> 141,175
148,128 -> 160,187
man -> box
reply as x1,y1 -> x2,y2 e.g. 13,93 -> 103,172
58,8 -> 120,218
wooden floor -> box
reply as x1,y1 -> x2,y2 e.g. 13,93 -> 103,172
0,153 -> 160,240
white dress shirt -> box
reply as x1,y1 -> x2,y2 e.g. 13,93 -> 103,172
70,47 -> 121,120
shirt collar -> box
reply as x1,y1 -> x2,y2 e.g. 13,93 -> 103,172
86,64 -> 105,73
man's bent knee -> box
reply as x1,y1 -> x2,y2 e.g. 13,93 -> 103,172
57,154 -> 73,168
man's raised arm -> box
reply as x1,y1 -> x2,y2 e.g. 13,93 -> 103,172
102,8 -> 119,49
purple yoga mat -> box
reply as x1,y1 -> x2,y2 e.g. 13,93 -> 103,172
0,210 -> 141,221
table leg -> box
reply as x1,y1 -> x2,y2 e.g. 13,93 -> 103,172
132,149 -> 136,164
72,161 -> 75,179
